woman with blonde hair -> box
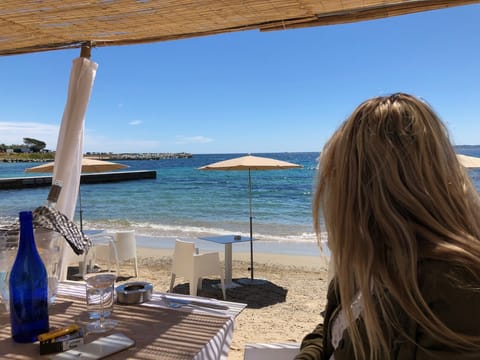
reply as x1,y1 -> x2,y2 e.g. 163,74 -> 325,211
296,93 -> 480,359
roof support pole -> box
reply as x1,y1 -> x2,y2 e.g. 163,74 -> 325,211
80,42 -> 92,59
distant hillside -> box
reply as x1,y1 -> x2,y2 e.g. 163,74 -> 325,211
0,152 -> 55,162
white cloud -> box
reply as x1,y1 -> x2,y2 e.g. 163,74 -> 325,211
174,135 -> 213,145
0,122 -> 215,154
0,122 -> 59,150
128,120 -> 142,126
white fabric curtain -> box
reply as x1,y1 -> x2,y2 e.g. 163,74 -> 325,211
54,57 -> 98,216
54,56 -> 98,280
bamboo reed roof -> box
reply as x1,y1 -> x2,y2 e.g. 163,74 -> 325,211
1,0 -> 479,56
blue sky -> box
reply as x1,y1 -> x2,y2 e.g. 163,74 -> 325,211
1,4 -> 479,154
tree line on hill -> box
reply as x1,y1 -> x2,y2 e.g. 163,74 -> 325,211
0,138 -> 49,153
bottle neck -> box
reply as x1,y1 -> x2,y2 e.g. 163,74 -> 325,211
18,211 -> 37,252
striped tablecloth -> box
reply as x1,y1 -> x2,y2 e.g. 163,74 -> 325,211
0,281 -> 247,359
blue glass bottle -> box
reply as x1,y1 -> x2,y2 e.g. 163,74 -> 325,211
9,211 -> 49,343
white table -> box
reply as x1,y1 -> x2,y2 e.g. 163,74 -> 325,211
199,235 -> 252,287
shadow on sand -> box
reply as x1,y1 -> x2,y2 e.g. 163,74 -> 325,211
171,278 -> 288,309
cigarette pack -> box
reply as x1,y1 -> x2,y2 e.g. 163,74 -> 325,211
39,328 -> 84,355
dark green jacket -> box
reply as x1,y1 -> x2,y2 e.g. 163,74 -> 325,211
295,260 -> 480,359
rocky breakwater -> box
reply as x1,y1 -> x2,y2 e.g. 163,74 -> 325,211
85,152 -> 193,160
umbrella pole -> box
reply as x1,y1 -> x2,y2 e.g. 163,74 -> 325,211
78,188 -> 83,233
249,169 -> 254,280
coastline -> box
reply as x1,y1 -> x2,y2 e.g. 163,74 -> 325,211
0,152 -> 192,162
134,234 -> 327,257
136,246 -> 328,271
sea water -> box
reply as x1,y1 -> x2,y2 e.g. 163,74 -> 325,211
1,149 -> 479,257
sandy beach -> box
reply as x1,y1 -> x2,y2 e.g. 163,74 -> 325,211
118,247 -> 330,359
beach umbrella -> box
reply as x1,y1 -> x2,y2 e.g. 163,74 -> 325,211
43,52 -> 97,281
25,157 -> 128,174
457,154 -> 480,168
52,55 -> 98,222
199,154 -> 302,282
25,158 -> 128,231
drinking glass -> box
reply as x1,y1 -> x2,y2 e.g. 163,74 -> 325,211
35,229 -> 63,305
0,228 -> 63,309
83,247 -> 117,333
0,228 -> 19,313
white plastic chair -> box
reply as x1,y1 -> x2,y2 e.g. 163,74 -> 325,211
114,230 -> 138,277
243,343 -> 300,360
83,234 -> 120,275
169,239 -> 226,299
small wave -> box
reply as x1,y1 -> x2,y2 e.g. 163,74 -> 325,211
83,218 -> 323,244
